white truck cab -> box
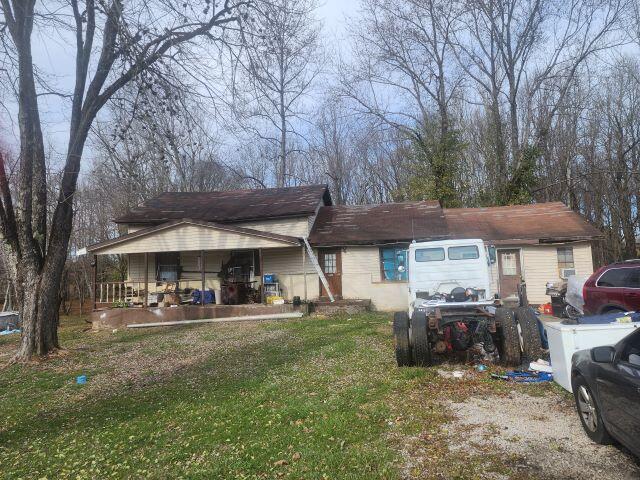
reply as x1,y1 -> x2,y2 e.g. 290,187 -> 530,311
407,239 -> 496,316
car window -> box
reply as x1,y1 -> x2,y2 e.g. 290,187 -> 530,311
620,330 -> 640,366
448,245 -> 479,260
415,248 -> 445,262
627,268 -> 640,288
596,268 -> 630,288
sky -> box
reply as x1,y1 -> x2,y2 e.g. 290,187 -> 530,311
3,0 -> 359,166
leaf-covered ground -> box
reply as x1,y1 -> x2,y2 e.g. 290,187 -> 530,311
0,313 -> 636,479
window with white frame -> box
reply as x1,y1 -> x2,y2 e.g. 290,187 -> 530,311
557,246 -> 574,270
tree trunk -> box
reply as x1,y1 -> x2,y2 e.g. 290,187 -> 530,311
13,262 -> 61,361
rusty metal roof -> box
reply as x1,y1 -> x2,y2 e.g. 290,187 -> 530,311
114,185 -> 331,224
309,201 -> 602,246
443,202 -> 603,244
308,201 -> 449,246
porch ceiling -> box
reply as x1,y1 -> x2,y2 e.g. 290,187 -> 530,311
86,219 -> 301,255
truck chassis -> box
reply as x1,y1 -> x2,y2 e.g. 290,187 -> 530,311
393,303 -> 543,367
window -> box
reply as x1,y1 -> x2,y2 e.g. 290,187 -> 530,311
415,247 -> 445,262
596,268 -> 629,288
380,247 -> 408,281
156,252 -> 180,281
500,252 -> 517,276
323,253 -> 337,274
620,330 -> 640,366
627,268 -> 640,288
448,245 -> 479,260
557,247 -> 574,269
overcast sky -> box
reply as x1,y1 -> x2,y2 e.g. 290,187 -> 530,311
3,0 -> 359,165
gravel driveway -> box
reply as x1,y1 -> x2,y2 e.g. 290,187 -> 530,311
448,391 -> 640,479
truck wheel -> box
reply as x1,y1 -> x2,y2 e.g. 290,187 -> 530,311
495,308 -> 521,366
393,311 -> 413,367
410,311 -> 432,367
515,306 -> 545,361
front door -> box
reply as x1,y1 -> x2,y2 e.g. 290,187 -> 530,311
498,249 -> 521,299
318,248 -> 342,299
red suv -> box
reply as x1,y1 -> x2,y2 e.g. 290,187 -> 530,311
583,261 -> 640,315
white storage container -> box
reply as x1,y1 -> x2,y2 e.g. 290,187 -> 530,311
545,321 -> 640,392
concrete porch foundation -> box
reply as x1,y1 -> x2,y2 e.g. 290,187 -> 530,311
310,299 -> 371,315
91,303 -> 309,330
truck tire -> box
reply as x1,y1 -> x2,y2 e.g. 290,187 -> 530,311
410,311 -> 432,367
393,311 -> 413,367
495,308 -> 521,366
515,306 -> 545,361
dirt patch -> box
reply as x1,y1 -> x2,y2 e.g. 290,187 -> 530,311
447,391 -> 640,479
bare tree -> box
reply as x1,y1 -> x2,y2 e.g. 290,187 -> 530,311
0,0 -> 250,361
236,0 -> 323,187
452,0 -> 627,202
345,0 -> 462,139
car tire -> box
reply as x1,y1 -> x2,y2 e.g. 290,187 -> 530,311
393,311 -> 413,367
495,308 -> 521,366
515,306 -> 545,361
410,311 -> 432,367
572,374 -> 612,445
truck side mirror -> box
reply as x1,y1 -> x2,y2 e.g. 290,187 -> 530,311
488,246 -> 497,265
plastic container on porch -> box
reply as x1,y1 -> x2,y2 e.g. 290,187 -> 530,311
214,289 -> 222,305
545,320 -> 640,392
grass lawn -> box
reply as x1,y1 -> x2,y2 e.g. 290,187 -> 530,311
0,313 -> 557,479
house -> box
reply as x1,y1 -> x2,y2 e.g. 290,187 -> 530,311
86,185 -> 602,322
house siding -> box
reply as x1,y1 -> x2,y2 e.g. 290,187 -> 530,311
338,242 -> 593,310
262,247 -> 319,301
93,224 -> 295,255
341,247 -> 408,311
520,242 -> 593,304
233,217 -> 311,237
126,224 -> 148,234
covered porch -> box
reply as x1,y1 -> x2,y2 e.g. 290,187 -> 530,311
86,219 -> 321,328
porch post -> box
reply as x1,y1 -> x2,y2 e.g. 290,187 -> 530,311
200,250 -> 206,306
259,248 -> 264,303
143,252 -> 149,308
91,254 -> 97,311
302,244 -> 307,302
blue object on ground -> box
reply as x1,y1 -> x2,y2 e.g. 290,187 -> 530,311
476,364 -> 487,372
491,371 -> 553,383
0,328 -> 20,336
192,289 -> 215,304
76,375 -> 87,385
576,311 -> 640,325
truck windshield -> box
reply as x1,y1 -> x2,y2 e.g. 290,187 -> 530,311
415,247 -> 445,262
448,245 -> 479,260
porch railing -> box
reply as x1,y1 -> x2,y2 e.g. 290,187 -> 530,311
96,281 -> 147,304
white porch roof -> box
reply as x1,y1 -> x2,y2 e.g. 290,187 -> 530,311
86,219 -> 301,255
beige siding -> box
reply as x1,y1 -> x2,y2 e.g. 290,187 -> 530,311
126,224 -> 147,234
341,247 -> 408,311
519,242 -> 593,304
93,224 -> 295,255
127,253 -> 155,282
236,217 -> 310,237
262,247 -> 319,301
